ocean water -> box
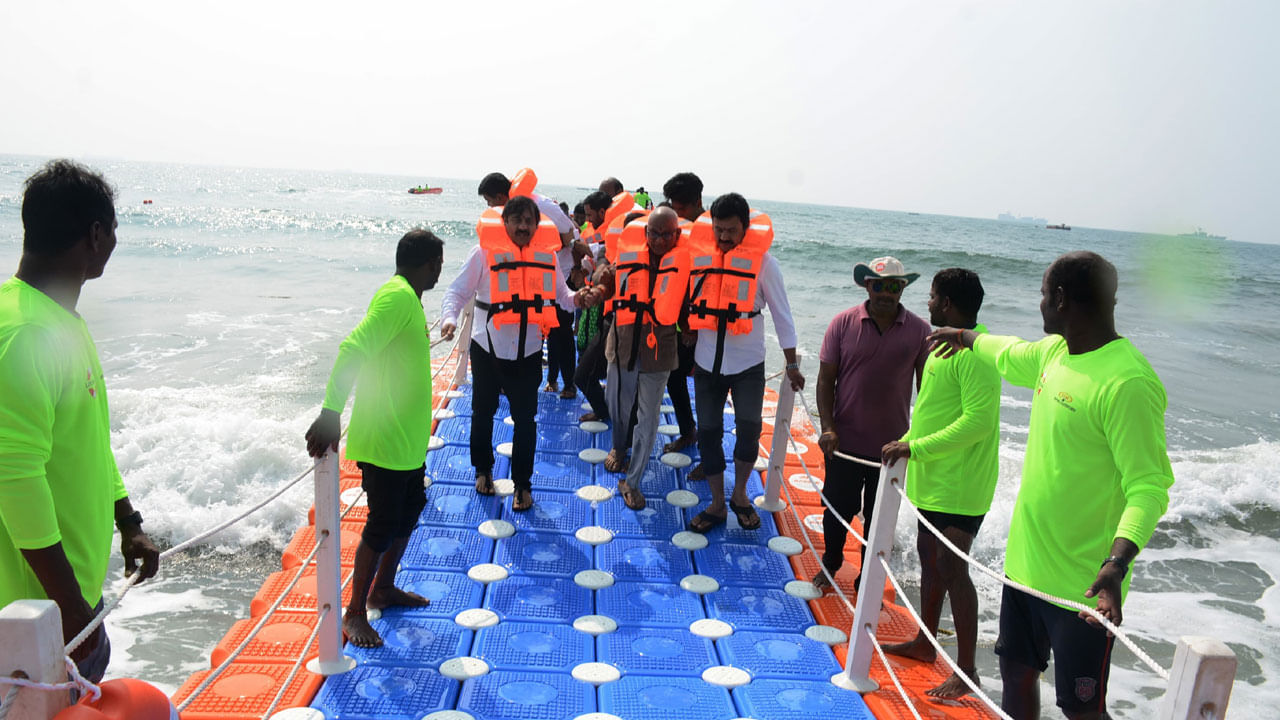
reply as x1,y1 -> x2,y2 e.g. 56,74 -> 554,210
1,155 -> 1276,717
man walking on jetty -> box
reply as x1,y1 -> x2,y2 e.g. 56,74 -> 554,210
657,172 -> 704,456
306,229 -> 445,648
0,160 -> 160,681
814,256 -> 930,590
930,251 -> 1174,718
880,268 -> 1001,699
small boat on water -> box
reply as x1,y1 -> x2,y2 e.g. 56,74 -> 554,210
408,186 -> 442,195
1046,223 -> 1071,230
1178,227 -> 1225,240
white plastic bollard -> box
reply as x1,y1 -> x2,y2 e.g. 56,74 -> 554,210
0,599 -> 71,718
758,355 -> 800,513
305,451 -> 355,676
1157,636 -> 1236,720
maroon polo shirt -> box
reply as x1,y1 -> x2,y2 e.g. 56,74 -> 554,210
819,302 -> 931,458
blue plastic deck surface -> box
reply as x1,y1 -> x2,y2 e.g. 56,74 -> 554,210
717,630 -> 843,680
529,453 -> 595,492
734,678 -> 876,720
494,531 -> 593,578
458,670 -> 595,720
688,502 -> 780,545
534,395 -> 583,425
435,415 -> 514,447
596,536 -> 694,582
598,496 -> 684,538
419,483 -> 501,529
345,617 -> 472,669
442,387 -> 509,417
426,444 -> 510,487
692,541 -> 794,586
482,574 -> 591,623
598,675 -> 736,720
705,585 -> 817,633
472,620 -> 594,672
383,570 -> 484,620
597,625 -> 718,676
629,462 -> 680,497
684,469 -> 765,502
499,489 -> 593,535
311,665 -> 457,720
596,581 -> 707,628
534,424 -> 594,454
400,526 -> 494,573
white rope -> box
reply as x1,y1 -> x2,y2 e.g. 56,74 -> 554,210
864,626 -> 924,720
0,683 -> 17,720
0,656 -> 102,717
261,604 -> 331,719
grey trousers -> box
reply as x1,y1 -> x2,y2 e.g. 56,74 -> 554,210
606,362 -> 671,489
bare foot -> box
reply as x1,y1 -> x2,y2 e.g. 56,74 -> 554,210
543,381 -> 558,393
367,585 -> 430,610
474,471 -> 495,496
880,635 -> 936,663
603,449 -> 628,473
343,610 -> 383,648
512,487 -> 534,512
926,669 -> 978,699
663,434 -> 696,453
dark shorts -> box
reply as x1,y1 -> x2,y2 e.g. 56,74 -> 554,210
918,508 -> 986,538
358,462 -> 427,552
995,584 -> 1115,714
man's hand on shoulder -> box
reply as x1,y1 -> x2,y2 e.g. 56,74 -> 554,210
881,441 -> 911,464
928,327 -> 971,359
305,408 -> 341,458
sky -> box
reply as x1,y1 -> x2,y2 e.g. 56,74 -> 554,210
2,1 -> 1277,244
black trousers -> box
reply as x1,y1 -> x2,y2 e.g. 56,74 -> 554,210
820,451 -> 881,577
545,308 -> 576,387
573,316 -> 611,419
470,340 -> 541,491
665,333 -> 697,438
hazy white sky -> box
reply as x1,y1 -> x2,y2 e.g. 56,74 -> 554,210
3,1 -> 1276,243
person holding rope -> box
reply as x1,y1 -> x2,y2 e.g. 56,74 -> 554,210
930,251 -> 1174,719
879,268 -> 1001,699
305,229 -> 445,648
0,160 -> 160,682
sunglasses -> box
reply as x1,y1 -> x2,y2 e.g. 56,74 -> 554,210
645,228 -> 679,240
868,279 -> 906,293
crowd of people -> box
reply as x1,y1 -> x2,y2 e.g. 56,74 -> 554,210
1,160 -> 1175,719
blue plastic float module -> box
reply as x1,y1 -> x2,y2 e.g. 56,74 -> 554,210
683,468 -> 766,502
598,674 -> 736,720
598,496 -> 684,539
400,526 -> 494,573
685,500 -> 780,546
345,616 -> 472,670
597,625 -> 718,676
426,444 -> 510,487
628,462 -> 681,497
692,541 -> 795,586
493,531 -> 593,578
704,584 -> 818,634
595,536 -> 694,583
382,569 -> 484,620
311,665 -> 457,720
734,678 -> 876,720
534,423 -> 594,453
472,620 -> 594,673
482,574 -> 592,624
595,580 -> 707,629
499,489 -> 594,535
419,482 -> 501,529
717,630 -> 843,680
441,386 -> 508,417
435,415 -> 514,447
528,452 -> 596,492
458,669 -> 596,720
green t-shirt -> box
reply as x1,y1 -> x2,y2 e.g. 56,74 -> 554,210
904,324 -> 1002,516
323,275 -> 433,471
0,278 -> 127,609
973,333 -> 1174,608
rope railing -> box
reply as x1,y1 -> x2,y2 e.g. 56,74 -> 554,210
865,626 -> 924,720
261,604 -> 333,719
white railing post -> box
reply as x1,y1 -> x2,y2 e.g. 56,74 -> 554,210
757,355 -> 799,512
452,300 -> 474,388
1157,636 -> 1236,719
0,599 -> 70,719
305,451 -> 355,676
832,457 -> 906,693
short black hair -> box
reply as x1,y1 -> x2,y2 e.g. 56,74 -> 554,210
397,228 -> 444,269
709,192 -> 750,227
572,202 -> 585,215
623,211 -> 647,225
558,201 -> 570,216
931,268 -> 984,317
583,191 -> 611,212
662,172 -> 703,206
599,177 -> 624,196
477,172 -> 511,198
501,195 -> 540,223
22,159 -> 116,256
1047,251 -> 1118,310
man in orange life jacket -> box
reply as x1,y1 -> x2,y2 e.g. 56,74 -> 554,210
576,207 -> 689,509
685,192 -> 805,533
658,172 -> 705,456
441,196 -> 577,512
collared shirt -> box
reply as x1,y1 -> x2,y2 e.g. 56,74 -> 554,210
819,301 -> 931,457
441,245 -> 577,360
692,253 -> 798,376
532,193 -> 578,281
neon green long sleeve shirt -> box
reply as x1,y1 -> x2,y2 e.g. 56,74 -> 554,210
0,278 -> 127,608
322,275 -> 432,471
904,324 -> 1002,516
973,333 -> 1173,608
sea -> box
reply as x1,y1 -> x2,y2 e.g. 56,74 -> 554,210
1,155 -> 1276,719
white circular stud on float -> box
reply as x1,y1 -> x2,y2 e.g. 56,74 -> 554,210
439,656 -> 490,681
784,580 -> 823,600
670,531 -> 708,551
574,569 -> 615,590
467,563 -> 509,585
788,472 -> 823,493
478,519 -> 515,540
664,490 -> 699,508
434,407 -> 456,420
803,513 -> 824,533
496,442 -> 514,458
573,614 -> 618,636
366,608 -> 382,620
579,420 -> 608,433
574,526 -> 613,546
445,389 -> 464,398
423,711 -> 477,720
805,625 -> 848,646
767,536 -> 803,556
689,618 -> 733,640
503,416 -> 514,426
455,608 -> 500,630
701,666 -> 752,689
581,402 -> 593,412
571,662 -> 622,686
427,435 -> 445,452
657,424 -> 681,436
679,574 -> 719,595
268,709 -> 327,720
576,485 -> 613,503
339,487 -> 368,508
493,478 -> 515,496
753,456 -> 769,472
660,452 -> 692,469
660,404 -> 675,413
573,714 -> 624,720
579,448 -> 609,464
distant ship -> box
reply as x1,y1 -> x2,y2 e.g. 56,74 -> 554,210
1178,227 -> 1226,240
1046,223 -> 1071,231
998,211 -> 1047,224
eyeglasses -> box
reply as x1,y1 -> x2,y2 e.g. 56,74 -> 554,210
868,279 -> 906,293
645,228 -> 678,240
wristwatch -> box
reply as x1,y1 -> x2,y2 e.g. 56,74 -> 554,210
1100,556 -> 1129,578
116,510 -> 144,531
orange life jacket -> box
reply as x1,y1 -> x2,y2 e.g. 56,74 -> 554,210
610,218 -> 691,369
601,191 -> 638,232
686,209 -> 774,373
475,207 -> 562,346
603,206 -> 649,265
509,168 -> 537,198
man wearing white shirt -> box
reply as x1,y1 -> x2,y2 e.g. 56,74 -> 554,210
441,196 -> 578,511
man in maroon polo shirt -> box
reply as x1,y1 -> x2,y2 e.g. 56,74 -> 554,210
814,256 -> 931,591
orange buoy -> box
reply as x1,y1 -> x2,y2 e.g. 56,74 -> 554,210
54,678 -> 178,720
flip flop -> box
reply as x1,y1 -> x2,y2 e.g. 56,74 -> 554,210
686,510 -> 726,534
559,387 -> 578,400
474,472 -> 495,496
619,482 -> 646,510
810,568 -> 833,591
603,449 -> 628,474
728,501 -> 761,530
